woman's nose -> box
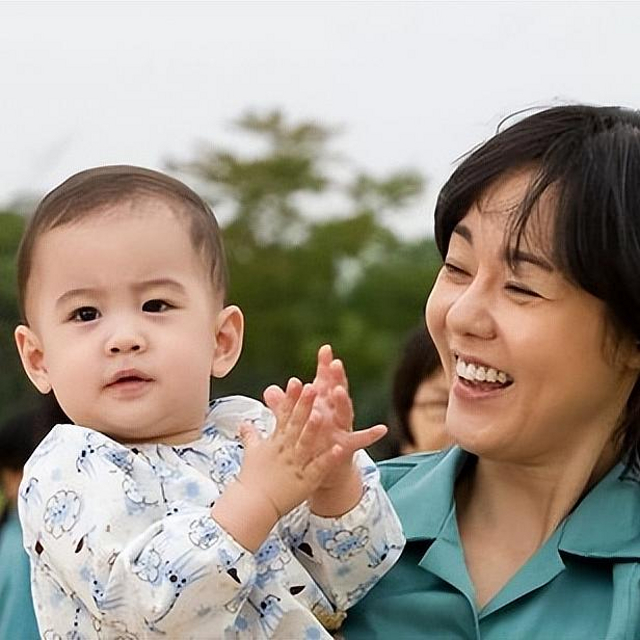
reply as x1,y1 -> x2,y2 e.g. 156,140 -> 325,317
446,280 -> 497,341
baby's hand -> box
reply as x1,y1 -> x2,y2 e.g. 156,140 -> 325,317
264,345 -> 387,495
238,378 -> 344,519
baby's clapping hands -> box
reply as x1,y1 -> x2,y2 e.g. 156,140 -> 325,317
262,344 -> 387,516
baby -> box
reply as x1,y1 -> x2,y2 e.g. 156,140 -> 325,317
13,166 -> 404,639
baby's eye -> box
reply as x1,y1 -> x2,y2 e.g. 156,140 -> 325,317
142,299 -> 172,313
71,307 -> 99,322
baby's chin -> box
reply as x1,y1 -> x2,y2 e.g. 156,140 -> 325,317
69,404 -> 206,445
67,417 -> 155,444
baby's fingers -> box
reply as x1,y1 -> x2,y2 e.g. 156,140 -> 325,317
263,384 -> 286,412
239,421 -> 262,450
286,384 -> 317,442
317,344 -> 334,368
295,411 -> 323,460
331,385 -> 354,430
272,378 -> 303,437
339,424 -> 388,452
328,357 -> 349,392
312,344 -> 334,395
304,443 -> 344,483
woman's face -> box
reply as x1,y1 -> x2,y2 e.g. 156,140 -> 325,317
426,171 -> 640,464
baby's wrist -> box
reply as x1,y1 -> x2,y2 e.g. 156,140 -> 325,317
309,463 -> 363,517
211,478 -> 280,552
318,458 -> 359,490
235,476 -> 283,520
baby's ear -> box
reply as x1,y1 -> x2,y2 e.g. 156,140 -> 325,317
14,325 -> 52,394
211,305 -> 244,378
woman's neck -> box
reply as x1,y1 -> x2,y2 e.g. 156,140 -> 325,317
458,441 -> 618,542
454,441 -> 619,609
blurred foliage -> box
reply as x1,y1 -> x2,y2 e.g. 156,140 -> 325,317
0,212 -> 40,423
0,110 -> 444,459
172,110 -> 443,438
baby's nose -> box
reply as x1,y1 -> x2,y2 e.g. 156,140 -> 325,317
106,329 -> 146,355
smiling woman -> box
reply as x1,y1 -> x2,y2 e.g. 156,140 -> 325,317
428,171 -> 638,467
343,105 -> 640,639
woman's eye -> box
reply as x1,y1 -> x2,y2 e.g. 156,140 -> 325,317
505,283 -> 541,298
443,262 -> 469,277
71,307 -> 99,322
143,299 -> 171,313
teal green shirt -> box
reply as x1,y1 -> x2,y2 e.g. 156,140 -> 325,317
0,507 -> 40,640
344,448 -> 640,640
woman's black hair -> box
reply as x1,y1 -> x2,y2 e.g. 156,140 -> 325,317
434,104 -> 640,473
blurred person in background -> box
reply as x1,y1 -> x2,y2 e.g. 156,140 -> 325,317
391,327 -> 452,455
0,394 -> 65,639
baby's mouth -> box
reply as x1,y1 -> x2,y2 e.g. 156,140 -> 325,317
106,370 -> 153,387
455,355 -> 513,390
111,376 -> 145,385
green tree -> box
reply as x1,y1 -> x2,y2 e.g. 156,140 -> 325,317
0,110 -> 445,452
0,211 -> 39,422
171,110 -> 442,434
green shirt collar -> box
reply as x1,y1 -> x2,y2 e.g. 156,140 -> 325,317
559,461 -> 640,559
387,447 -> 465,542
387,447 -> 640,559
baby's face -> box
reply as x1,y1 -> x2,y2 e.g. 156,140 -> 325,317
21,200 -> 224,443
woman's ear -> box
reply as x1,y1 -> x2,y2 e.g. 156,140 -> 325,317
211,305 -> 244,378
14,325 -> 52,394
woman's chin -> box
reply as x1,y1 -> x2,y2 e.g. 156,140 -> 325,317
444,415 -> 505,457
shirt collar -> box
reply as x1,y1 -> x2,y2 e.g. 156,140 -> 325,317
387,447 -> 468,542
559,461 -> 640,559
388,448 -> 640,559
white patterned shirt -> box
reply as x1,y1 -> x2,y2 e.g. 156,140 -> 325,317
18,396 -> 404,639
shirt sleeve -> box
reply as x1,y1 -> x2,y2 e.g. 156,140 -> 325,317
211,396 -> 406,614
18,426 -> 261,638
277,449 -> 405,612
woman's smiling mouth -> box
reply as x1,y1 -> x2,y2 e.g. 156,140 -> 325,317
454,355 -> 514,393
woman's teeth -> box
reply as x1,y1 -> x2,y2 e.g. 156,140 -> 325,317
455,358 -> 512,385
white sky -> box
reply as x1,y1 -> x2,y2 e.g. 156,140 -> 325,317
1,1 -> 639,237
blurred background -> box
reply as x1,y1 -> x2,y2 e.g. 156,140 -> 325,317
1,1 -> 639,464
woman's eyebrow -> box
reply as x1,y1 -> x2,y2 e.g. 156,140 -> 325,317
452,224 -> 472,243
452,223 -> 554,272
508,250 -> 554,272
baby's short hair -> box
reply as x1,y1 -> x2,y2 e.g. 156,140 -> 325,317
17,165 -> 227,324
